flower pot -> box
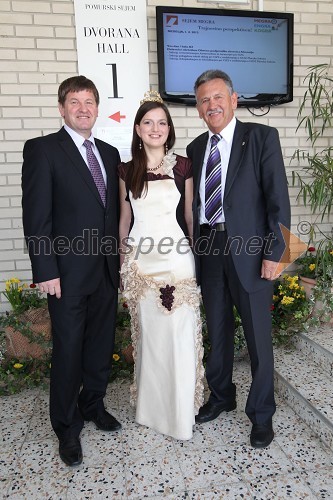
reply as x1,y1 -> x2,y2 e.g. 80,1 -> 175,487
299,276 -> 333,324
299,276 -> 317,299
5,306 -> 52,359
313,291 -> 333,324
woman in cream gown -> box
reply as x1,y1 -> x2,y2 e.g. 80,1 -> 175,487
118,94 -> 204,440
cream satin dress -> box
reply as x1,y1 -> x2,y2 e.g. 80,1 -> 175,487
121,155 -> 204,440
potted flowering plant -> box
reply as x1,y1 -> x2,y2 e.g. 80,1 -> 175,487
272,274 -> 311,346
296,246 -> 317,280
2,278 -> 47,313
296,240 -> 333,295
0,278 -> 51,359
296,246 -> 318,299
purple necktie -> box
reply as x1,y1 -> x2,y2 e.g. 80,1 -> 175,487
83,140 -> 106,206
205,134 -> 222,226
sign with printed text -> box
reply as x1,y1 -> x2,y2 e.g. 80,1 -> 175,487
74,0 -> 149,160
200,0 -> 249,3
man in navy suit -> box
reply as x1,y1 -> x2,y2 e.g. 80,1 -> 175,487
187,70 -> 290,448
22,76 -> 121,465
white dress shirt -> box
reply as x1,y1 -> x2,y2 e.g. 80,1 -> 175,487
64,124 -> 107,185
199,116 -> 236,224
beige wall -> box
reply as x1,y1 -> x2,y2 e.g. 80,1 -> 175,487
0,0 -> 332,311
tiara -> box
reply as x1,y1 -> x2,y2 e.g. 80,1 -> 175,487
140,90 -> 163,105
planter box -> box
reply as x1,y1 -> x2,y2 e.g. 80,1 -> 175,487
5,306 -> 52,359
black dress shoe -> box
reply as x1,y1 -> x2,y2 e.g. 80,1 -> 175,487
250,424 -> 274,448
85,409 -> 122,432
195,400 -> 237,423
59,437 -> 83,466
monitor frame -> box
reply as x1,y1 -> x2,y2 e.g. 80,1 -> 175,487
156,6 -> 294,108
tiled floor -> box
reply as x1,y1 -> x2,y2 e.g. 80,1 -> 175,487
1,360 -> 333,499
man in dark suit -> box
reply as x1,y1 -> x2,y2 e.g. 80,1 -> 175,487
22,76 -> 121,466
187,70 -> 290,448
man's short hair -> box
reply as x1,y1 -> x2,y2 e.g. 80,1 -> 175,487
58,75 -> 99,105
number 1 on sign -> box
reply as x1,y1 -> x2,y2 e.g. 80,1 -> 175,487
106,63 -> 123,99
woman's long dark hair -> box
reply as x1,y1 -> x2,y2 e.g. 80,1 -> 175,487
125,101 -> 176,199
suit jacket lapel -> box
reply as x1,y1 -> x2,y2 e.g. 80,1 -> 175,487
57,127 -> 105,208
224,120 -> 248,198
193,132 -> 209,196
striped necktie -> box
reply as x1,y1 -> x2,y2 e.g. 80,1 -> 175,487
205,134 -> 222,226
83,140 -> 106,206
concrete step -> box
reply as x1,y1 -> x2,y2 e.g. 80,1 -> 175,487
294,325 -> 333,377
274,324 -> 333,450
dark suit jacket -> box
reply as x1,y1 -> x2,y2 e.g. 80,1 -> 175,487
187,119 -> 291,293
22,127 -> 120,295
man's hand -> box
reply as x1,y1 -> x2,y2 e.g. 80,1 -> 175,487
38,278 -> 61,299
261,259 -> 280,281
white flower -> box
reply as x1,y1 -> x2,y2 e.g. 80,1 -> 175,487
161,151 -> 177,178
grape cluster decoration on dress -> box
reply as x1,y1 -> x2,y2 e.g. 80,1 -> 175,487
159,284 -> 175,311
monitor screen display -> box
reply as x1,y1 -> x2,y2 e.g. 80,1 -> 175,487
156,6 -> 294,107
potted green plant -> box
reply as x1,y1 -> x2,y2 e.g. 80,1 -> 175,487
292,63 -> 333,220
292,63 -> 333,318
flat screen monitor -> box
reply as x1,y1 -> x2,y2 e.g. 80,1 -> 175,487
156,6 -> 294,107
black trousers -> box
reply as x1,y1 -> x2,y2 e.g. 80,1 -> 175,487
200,228 -> 275,425
48,267 -> 118,440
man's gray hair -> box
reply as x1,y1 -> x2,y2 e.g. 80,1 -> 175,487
194,70 -> 234,98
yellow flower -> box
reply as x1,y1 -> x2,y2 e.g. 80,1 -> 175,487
13,363 -> 23,369
309,264 -> 316,271
6,278 -> 21,290
113,354 -> 120,361
281,295 -> 295,306
286,276 -> 299,289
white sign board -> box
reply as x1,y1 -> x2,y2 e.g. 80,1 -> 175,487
200,0 -> 249,4
74,0 -> 149,159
